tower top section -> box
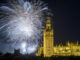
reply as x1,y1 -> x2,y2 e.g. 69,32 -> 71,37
46,16 -> 51,30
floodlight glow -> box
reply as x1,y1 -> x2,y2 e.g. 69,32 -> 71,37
21,42 -> 27,54
27,45 -> 37,54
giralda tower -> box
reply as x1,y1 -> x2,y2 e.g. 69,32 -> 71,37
43,16 -> 54,57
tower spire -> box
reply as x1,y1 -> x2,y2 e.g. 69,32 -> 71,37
46,15 -> 51,30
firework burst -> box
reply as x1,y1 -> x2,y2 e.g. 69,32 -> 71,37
0,0 -> 49,54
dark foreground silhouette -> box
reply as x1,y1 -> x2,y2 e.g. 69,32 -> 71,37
0,53 -> 80,60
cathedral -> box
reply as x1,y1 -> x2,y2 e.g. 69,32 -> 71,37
36,16 -> 80,57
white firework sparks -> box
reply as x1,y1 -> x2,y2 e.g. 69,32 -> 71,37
0,0 -> 49,54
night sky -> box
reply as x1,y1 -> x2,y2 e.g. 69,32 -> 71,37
44,0 -> 80,45
56,0 -> 80,44
0,0 -> 80,53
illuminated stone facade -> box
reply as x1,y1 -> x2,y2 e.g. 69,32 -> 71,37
37,16 -> 80,57
54,42 -> 80,56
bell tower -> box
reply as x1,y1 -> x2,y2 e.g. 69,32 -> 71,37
43,16 -> 54,57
